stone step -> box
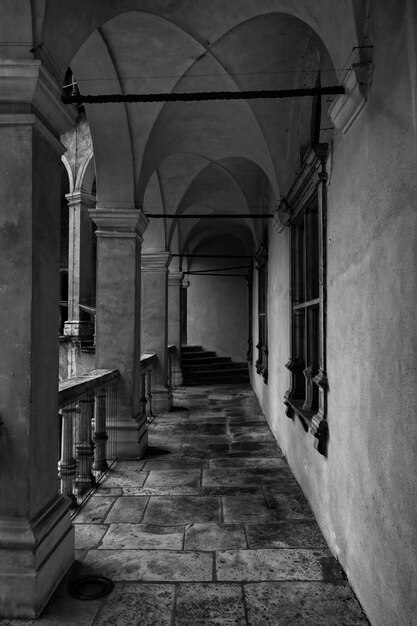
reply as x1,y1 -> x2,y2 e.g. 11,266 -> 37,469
184,376 -> 250,386
182,351 -> 217,360
181,345 -> 249,386
181,356 -> 232,366
182,359 -> 240,372
181,345 -> 203,353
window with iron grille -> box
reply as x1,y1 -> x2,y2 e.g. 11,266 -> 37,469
255,244 -> 268,383
284,145 -> 328,455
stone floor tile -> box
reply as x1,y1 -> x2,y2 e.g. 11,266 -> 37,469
188,409 -> 226,417
227,442 -> 284,457
245,521 -> 328,549
104,496 -> 149,523
210,457 -> 286,469
143,496 -> 221,524
95,583 -> 175,626
186,435 -> 233,445
143,442 -> 183,456
100,523 -> 184,550
129,485 -> 206,496
144,469 -> 201,488
74,548 -> 88,561
180,443 -> 231,458
244,582 -> 370,625
82,549 -> 213,582
190,422 -> 229,435
200,486 -> 264,497
73,496 -> 116,524
74,524 -> 108,549
142,456 -> 209,470
216,549 -> 327,582
101,466 -> 148,489
222,495 -> 273,523
93,486 -> 124,496
0,581 -> 101,626
175,583 -> 246,625
150,415 -> 185,424
203,468 -> 292,489
184,523 -> 247,551
265,491 -> 315,520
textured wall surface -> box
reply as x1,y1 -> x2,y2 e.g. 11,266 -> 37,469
188,271 -> 248,362
251,4 -> 417,625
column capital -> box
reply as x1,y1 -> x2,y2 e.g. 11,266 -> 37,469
89,208 -> 149,240
168,270 -> 184,286
65,191 -> 96,209
0,59 -> 76,138
142,251 -> 172,272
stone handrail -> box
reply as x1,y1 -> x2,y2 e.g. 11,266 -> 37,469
58,368 -> 120,508
59,368 -> 119,408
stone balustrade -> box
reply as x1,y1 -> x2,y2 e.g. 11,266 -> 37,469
58,368 -> 119,508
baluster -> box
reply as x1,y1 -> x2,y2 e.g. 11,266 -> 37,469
74,393 -> 95,495
146,366 -> 154,419
93,386 -> 108,475
58,407 -> 77,508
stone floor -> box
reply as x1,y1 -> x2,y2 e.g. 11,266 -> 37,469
2,385 -> 370,625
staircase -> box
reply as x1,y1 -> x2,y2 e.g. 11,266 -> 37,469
181,345 -> 249,386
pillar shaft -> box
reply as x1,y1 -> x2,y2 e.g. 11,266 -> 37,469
141,252 -> 173,410
64,191 -> 95,337
0,59 -> 76,618
90,208 -> 149,457
168,270 -> 184,386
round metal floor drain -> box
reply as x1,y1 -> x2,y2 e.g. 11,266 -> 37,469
68,576 -> 114,600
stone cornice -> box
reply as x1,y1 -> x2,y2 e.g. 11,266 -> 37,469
168,270 -> 184,285
329,68 -> 367,133
89,208 -> 148,239
0,60 -> 76,136
65,191 -> 96,209
142,251 -> 172,271
285,144 -> 328,221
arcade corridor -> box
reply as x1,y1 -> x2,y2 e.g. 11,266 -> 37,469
1,2 -> 416,624
0,385 -> 368,625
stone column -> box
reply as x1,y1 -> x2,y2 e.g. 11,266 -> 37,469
64,190 -> 95,338
168,270 -> 184,386
141,252 -> 173,410
90,208 -> 149,458
181,277 -> 190,347
0,60 -> 76,618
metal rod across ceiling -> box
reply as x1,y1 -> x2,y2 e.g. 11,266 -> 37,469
146,213 -> 273,219
173,254 -> 253,258
62,85 -> 344,105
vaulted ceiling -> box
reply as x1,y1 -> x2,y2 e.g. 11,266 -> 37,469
23,1 -> 359,256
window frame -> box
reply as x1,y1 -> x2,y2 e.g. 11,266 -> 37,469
255,243 -> 268,383
284,144 -> 329,455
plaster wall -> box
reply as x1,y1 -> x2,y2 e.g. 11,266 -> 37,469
188,271 -> 247,362
250,227 -> 290,445
187,236 -> 250,361
251,4 -> 417,624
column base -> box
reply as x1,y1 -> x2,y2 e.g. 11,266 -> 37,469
152,384 -> 173,411
109,416 -> 148,460
0,495 -> 74,618
171,367 -> 183,386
